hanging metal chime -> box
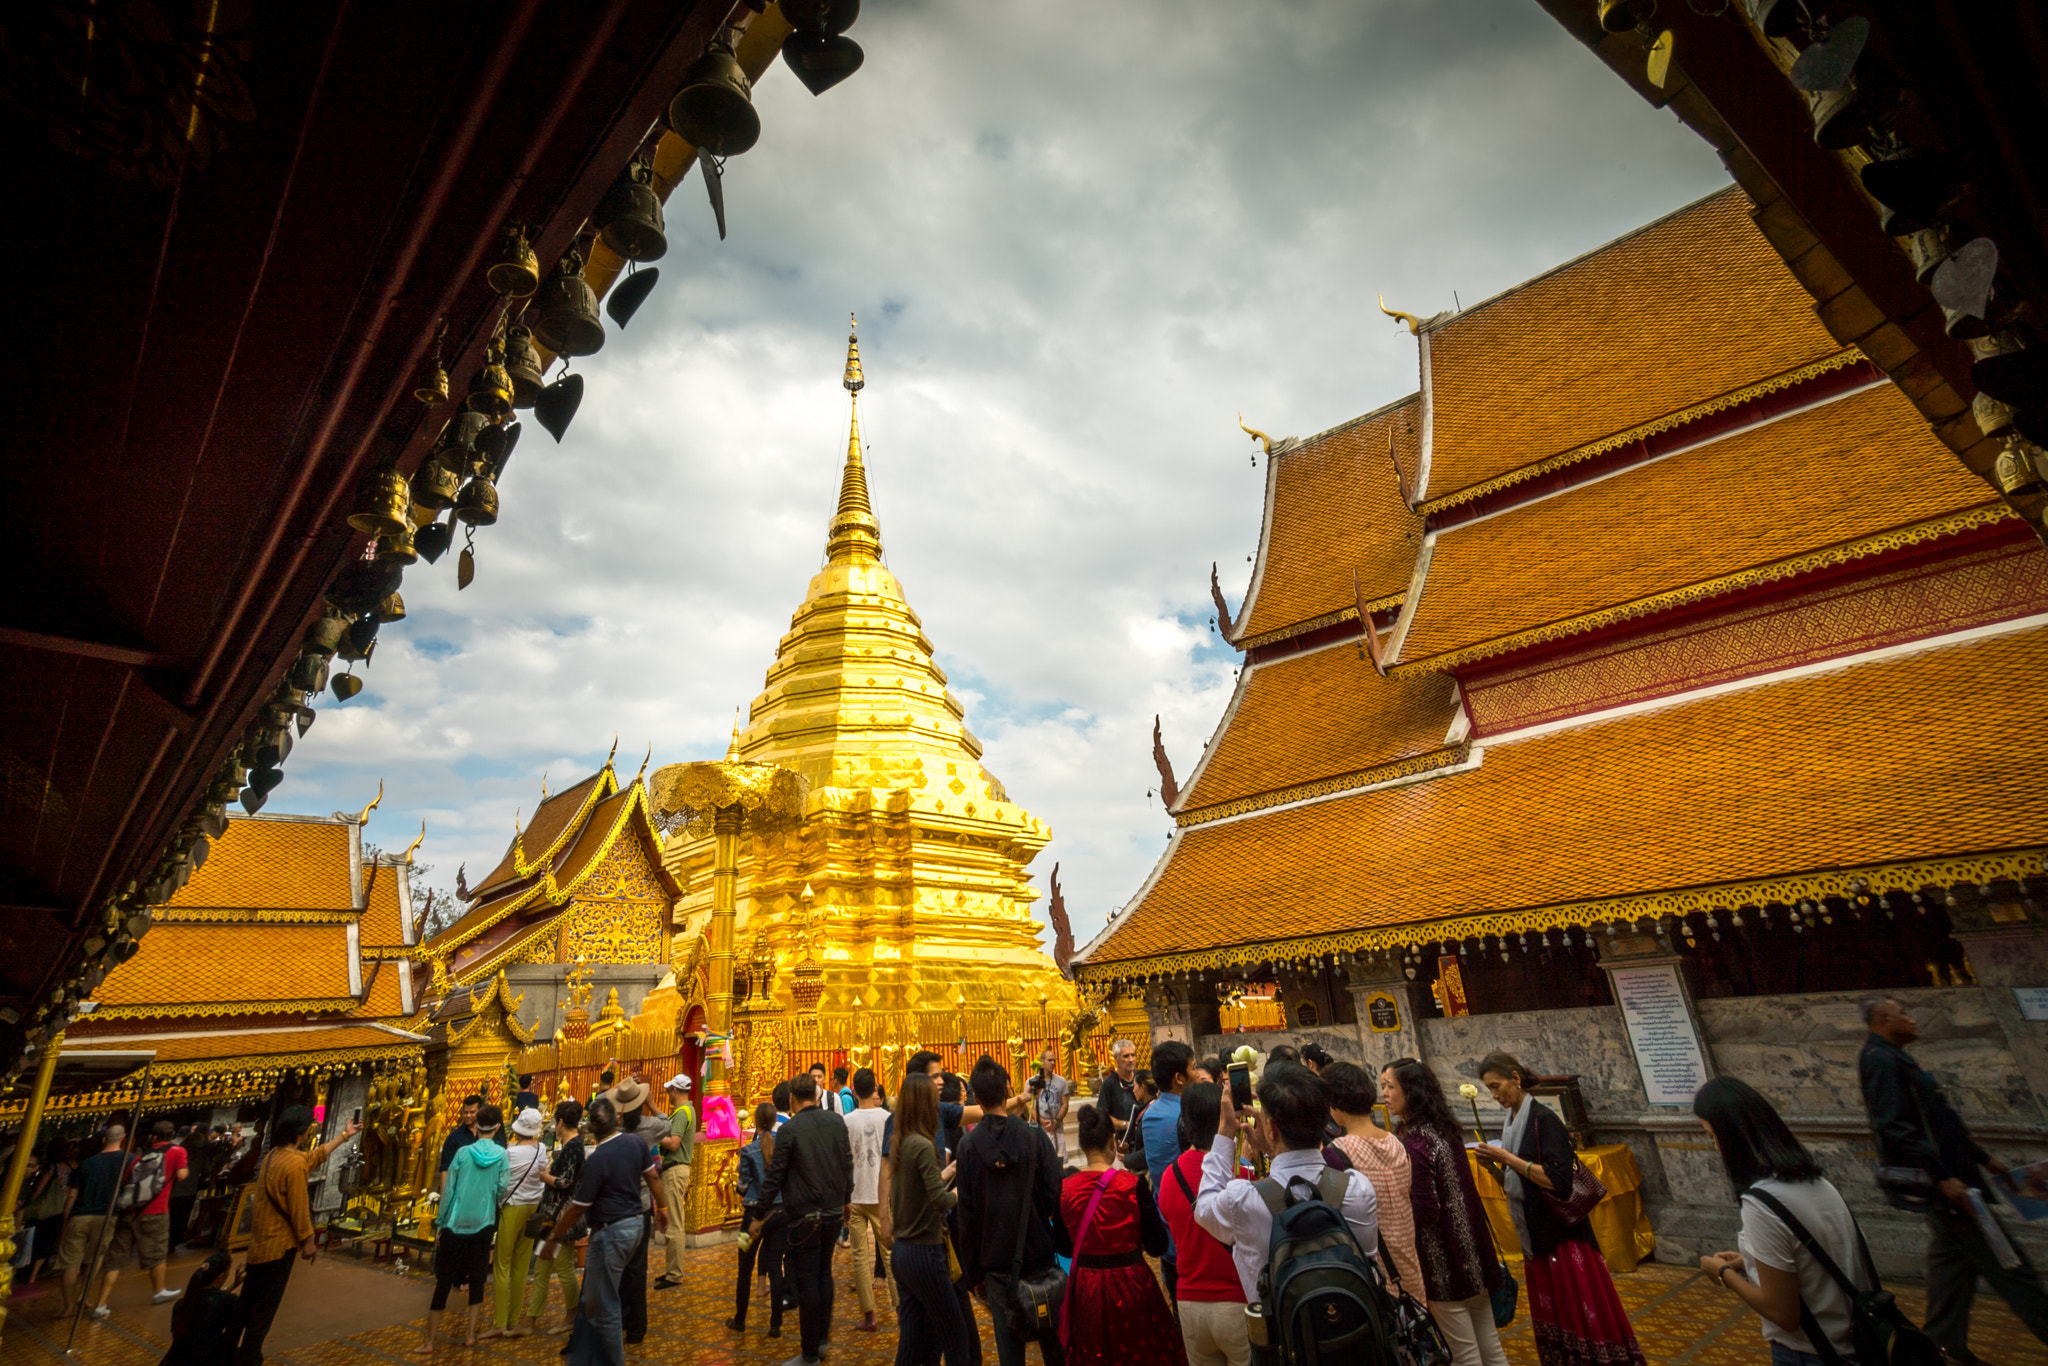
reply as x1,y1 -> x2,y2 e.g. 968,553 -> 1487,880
533,252 -> 606,358
412,454 -> 462,511
378,523 -> 419,566
466,337 -> 516,419
486,222 -> 541,298
413,317 -> 450,405
346,466 -> 412,537
415,513 -> 454,565
669,33 -> 760,156
596,158 -> 667,262
455,475 -> 500,527
505,325 -> 545,408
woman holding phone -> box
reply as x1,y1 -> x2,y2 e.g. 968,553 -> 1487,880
889,1072 -> 969,1366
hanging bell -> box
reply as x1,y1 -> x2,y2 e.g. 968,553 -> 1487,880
1860,150 -> 1958,237
1809,79 -> 1892,153
486,222 -> 541,298
596,159 -> 667,262
1974,330 -> 2048,408
325,554 -> 402,616
378,522 -> 419,566
474,419 -> 509,468
668,35 -> 761,157
412,454 -> 462,511
290,649 -> 331,694
455,476 -> 500,526
339,615 -> 380,662
782,32 -> 864,96
1595,0 -> 1651,33
466,339 -> 516,419
607,267 -> 659,328
346,466 -> 412,537
505,325 -> 545,408
781,0 -> 859,34
1974,391 -> 2016,440
533,252 -> 606,358
413,358 -> 449,406
1997,438 -> 2046,498
303,613 -> 348,657
375,591 -> 407,624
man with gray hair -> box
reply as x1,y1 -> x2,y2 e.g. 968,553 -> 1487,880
1100,1039 -> 1141,1153
1859,995 -> 2048,1361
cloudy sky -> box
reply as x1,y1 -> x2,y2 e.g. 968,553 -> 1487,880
289,0 -> 1728,948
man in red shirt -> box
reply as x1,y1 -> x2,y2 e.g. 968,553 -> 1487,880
125,1119 -> 190,1305
1155,1083 -> 1249,1366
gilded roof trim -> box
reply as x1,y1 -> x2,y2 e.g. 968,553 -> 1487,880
1076,847 -> 2044,979
1394,503 -> 2018,673
424,777 -> 675,961
153,906 -> 359,925
86,996 -> 367,1021
1176,744 -> 1471,827
513,767 -> 616,882
1231,592 -> 1406,652
1418,348 -> 1870,517
446,972 -> 535,1046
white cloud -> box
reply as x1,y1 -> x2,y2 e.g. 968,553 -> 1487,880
287,0 -> 1728,943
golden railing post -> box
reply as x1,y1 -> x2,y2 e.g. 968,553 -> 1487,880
706,806 -> 742,1099
0,1030 -> 64,1327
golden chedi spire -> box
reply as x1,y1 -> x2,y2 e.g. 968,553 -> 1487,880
826,315 -> 883,565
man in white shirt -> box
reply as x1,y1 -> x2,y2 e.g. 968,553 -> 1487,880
841,1067 -> 892,1334
1194,1062 -> 1378,1306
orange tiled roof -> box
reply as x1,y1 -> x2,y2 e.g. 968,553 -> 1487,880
350,961 -> 410,1019
1398,383 -> 1995,666
472,771 -> 608,897
164,816 -> 355,912
1088,624 -> 2048,966
1234,398 -> 1422,644
92,924 -> 354,1009
358,862 -> 410,948
1179,644 -> 1458,813
1422,188 -> 1837,502
69,1026 -> 414,1063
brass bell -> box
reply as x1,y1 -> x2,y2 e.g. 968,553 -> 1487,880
379,523 -> 419,566
326,556 -> 401,616
1995,438 -> 2044,498
1596,0 -> 1651,33
413,360 -> 449,406
533,252 -> 606,358
466,338 -> 516,419
303,613 -> 348,657
505,325 -> 545,408
347,467 -> 412,537
1973,329 -> 2048,407
486,222 -> 540,298
455,475 -> 500,526
375,591 -> 407,624
781,0 -> 859,34
668,35 -> 760,157
339,616 -> 379,662
1974,391 -> 2016,440
290,649 -> 330,694
596,159 -> 667,262
412,454 -> 462,511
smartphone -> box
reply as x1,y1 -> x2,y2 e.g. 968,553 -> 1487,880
352,1107 -> 362,1125
1228,1062 -> 1254,1110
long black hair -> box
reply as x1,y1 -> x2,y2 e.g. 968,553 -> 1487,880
171,1252 -> 232,1339
1694,1077 -> 1823,1191
1387,1059 -> 1464,1150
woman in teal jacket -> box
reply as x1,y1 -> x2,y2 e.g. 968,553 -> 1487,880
418,1104 -> 510,1355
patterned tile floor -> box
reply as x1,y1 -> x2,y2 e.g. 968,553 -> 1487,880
6,1247 -> 2048,1366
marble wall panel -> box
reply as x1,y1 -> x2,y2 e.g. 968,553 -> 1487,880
1195,1026 -> 1371,1070
1420,1006 -> 1649,1118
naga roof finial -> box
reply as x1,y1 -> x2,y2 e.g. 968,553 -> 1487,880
403,820 -> 427,866
1378,294 -> 1426,335
354,780 -> 384,825
1237,414 -> 1274,456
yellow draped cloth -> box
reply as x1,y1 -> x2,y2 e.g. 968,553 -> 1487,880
1467,1143 -> 1655,1276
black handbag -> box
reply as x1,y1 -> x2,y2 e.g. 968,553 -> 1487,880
1378,1236 -> 1453,1366
1744,1188 -> 1943,1366
1003,1129 -> 1065,1341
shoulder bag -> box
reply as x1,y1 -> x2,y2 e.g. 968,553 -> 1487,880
1056,1170 -> 1118,1353
1529,1110 -> 1606,1225
1874,1075 -> 1945,1214
1004,1129 -> 1066,1341
1743,1188 -> 1941,1366
1377,1234 -> 1453,1366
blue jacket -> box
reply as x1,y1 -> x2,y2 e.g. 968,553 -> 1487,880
737,1136 -> 779,1209
439,1138 -> 509,1234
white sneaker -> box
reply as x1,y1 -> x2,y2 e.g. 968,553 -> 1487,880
151,1288 -> 182,1304
90,1304 -> 111,1319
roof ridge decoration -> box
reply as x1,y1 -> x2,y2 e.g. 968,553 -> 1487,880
1419,347 -> 1870,518
1394,501 -> 2017,673
87,996 -> 367,1021
446,969 -> 535,1047
428,776 -> 677,968
1176,743 -> 1471,828
1076,846 -> 2045,980
354,781 -> 383,825
511,764 -> 618,882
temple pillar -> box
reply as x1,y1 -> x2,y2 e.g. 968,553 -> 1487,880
1344,964 -> 1427,1071
0,1031 -> 62,1326
705,807 -> 741,1099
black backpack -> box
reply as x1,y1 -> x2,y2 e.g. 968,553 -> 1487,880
1255,1169 -> 1401,1366
1743,1188 -> 1942,1366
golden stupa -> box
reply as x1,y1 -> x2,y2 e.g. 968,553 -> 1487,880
658,319 -> 1075,1083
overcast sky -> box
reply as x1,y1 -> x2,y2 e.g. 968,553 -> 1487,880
287,0 -> 1728,950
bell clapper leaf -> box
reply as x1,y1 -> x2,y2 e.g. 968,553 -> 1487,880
700,146 -> 727,241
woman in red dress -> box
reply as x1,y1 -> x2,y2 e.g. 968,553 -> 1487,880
1057,1103 -> 1185,1366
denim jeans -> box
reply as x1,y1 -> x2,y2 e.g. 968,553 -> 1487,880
566,1215 -> 644,1366
1769,1343 -> 1827,1366
734,1206 -> 787,1326
893,1240 -> 972,1366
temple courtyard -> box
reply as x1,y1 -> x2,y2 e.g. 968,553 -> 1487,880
4,1242 -> 2046,1366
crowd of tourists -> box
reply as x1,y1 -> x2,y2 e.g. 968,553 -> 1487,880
15,993 -> 2048,1366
